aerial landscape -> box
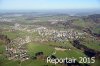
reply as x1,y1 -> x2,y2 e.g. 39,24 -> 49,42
0,0 -> 100,66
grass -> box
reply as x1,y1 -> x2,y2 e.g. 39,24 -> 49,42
92,59 -> 100,66
0,41 -> 5,54
93,27 -> 100,34
81,37 -> 100,51
47,41 -> 74,49
27,42 -> 54,57
27,41 -> 86,62
2,31 -> 19,39
1,60 -> 19,66
72,19 -> 94,28
21,59 -> 60,66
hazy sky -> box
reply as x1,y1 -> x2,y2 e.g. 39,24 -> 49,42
0,0 -> 100,10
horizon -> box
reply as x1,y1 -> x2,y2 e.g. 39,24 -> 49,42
0,0 -> 100,10
0,9 -> 100,15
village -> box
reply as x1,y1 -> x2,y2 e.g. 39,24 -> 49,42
5,36 -> 31,61
2,23 -> 87,61
33,26 -> 85,42
13,23 -> 86,41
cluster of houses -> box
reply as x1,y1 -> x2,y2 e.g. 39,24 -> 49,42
33,26 -> 85,42
5,36 -> 31,61
10,23 -> 86,42
0,18 -> 15,22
